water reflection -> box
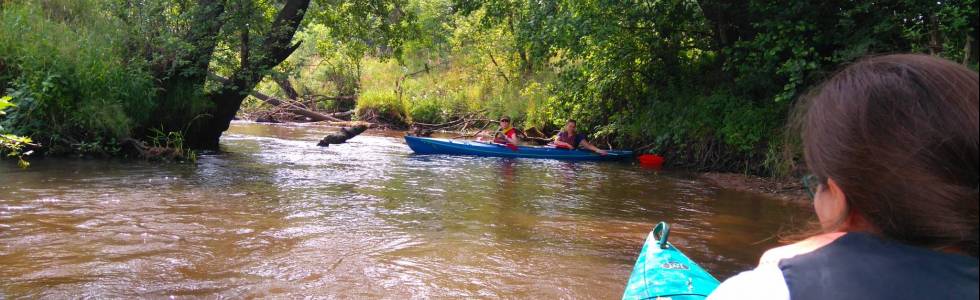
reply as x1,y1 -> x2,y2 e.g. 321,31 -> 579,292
0,122 -> 811,298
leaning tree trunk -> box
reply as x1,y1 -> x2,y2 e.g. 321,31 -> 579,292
185,0 -> 312,149
141,0 -> 225,139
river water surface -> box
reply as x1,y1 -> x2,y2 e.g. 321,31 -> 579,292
1,122 -> 810,298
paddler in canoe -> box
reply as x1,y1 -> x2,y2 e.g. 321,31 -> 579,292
491,116 -> 520,150
552,119 -> 607,155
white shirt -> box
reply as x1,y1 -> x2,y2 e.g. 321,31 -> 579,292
707,264 -> 789,300
707,232 -> 847,300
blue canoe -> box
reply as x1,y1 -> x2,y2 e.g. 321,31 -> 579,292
623,222 -> 720,300
404,136 -> 633,161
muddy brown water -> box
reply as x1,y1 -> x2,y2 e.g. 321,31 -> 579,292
1,122 -> 811,298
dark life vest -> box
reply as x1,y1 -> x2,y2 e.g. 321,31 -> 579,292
779,232 -> 978,300
557,131 -> 585,149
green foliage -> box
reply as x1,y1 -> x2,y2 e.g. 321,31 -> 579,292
453,0 -> 978,175
69,137 -> 122,157
0,0 -> 441,156
0,96 -> 13,113
356,49 -> 549,129
1,95 -> 33,168
147,128 -> 196,162
241,23 -> 366,116
0,1 -> 156,155
722,1 -> 978,103
0,133 -> 32,169
2,0 -> 976,176
407,96 -> 447,124
311,0 -> 419,60
355,89 -> 406,125
242,0 -> 429,117
351,1 -> 558,130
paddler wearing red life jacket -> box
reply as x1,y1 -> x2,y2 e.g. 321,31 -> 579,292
553,119 -> 607,156
492,116 -> 520,148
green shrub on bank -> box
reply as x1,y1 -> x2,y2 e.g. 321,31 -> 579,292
407,96 -> 446,124
355,90 -> 406,126
596,86 -> 791,174
357,58 -> 552,129
0,2 -> 156,154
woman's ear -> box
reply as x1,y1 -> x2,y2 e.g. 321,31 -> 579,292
815,178 -> 850,231
823,178 -> 878,232
826,178 -> 847,204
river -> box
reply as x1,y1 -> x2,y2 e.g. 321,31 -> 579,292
1,122 -> 810,298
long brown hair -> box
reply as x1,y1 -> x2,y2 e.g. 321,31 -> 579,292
801,54 -> 978,257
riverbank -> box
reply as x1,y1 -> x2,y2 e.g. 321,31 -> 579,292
700,172 -> 807,202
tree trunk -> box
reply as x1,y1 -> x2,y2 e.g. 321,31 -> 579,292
145,0 -> 226,135
487,50 -> 510,83
964,34 -> 976,65
317,125 -> 368,146
186,0 -> 312,149
273,75 -> 300,99
506,10 -> 533,77
928,14 -> 943,55
697,1 -> 753,49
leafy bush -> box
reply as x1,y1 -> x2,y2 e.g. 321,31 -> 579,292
0,2 -> 156,154
0,95 -> 33,168
355,90 -> 406,126
407,96 -> 446,124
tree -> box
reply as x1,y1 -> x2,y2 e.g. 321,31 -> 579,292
104,0 -> 310,149
117,0 -> 413,149
189,0 -> 312,149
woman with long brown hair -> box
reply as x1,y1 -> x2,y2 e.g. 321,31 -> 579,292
709,54 -> 978,299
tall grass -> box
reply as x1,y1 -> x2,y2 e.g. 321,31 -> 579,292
0,1 -> 156,154
357,57 -> 553,128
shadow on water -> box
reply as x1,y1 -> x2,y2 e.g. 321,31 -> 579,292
0,121 -> 811,298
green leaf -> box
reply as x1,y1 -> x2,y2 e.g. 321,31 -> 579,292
0,95 -> 15,114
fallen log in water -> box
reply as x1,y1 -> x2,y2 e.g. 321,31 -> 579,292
312,120 -> 376,128
328,110 -> 354,118
317,125 -> 368,147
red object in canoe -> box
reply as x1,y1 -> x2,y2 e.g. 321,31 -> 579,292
637,154 -> 664,167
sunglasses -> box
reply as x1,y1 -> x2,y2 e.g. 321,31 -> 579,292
802,174 -> 824,199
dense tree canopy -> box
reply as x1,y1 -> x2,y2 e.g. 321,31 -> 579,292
2,0 -> 977,174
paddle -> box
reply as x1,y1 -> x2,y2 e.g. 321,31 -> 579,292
477,136 -> 518,151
